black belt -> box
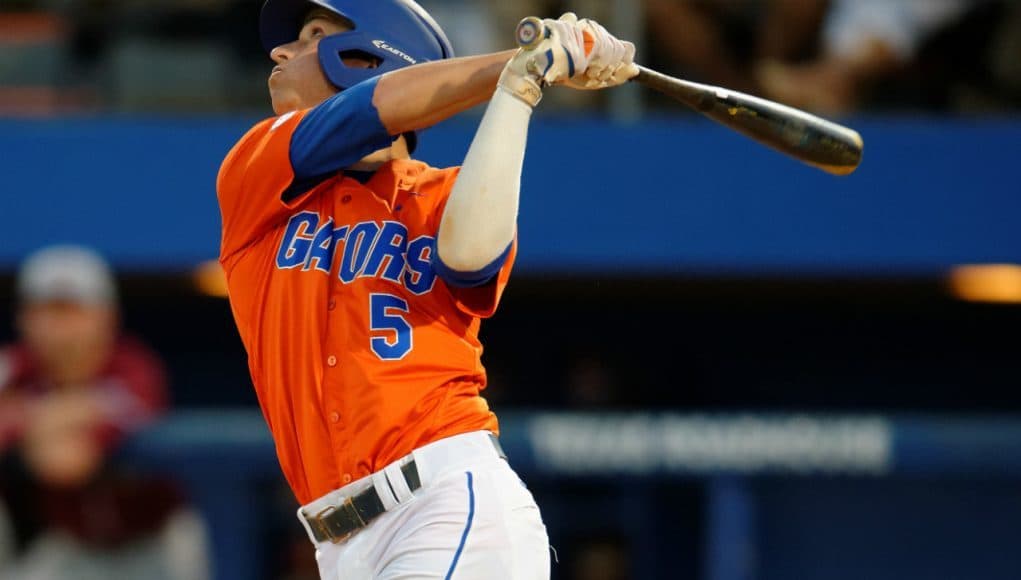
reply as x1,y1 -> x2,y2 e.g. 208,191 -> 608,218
304,434 -> 506,543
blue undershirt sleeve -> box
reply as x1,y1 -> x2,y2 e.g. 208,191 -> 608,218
283,77 -> 394,201
431,241 -> 514,289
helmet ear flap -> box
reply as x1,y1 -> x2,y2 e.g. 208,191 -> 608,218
335,50 -> 382,68
317,31 -> 414,90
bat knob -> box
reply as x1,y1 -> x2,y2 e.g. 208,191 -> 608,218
516,17 -> 545,50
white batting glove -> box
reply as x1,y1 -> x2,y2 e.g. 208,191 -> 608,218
498,12 -> 592,107
565,19 -> 639,90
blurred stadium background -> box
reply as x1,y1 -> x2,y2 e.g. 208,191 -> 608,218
1,1 -> 1020,579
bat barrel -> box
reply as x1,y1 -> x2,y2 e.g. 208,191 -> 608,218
635,67 -> 863,175
714,90 -> 864,175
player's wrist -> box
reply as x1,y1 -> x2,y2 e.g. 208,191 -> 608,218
498,60 -> 543,108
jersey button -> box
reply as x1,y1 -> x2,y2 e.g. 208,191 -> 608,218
342,474 -> 353,484
329,411 -> 340,424
327,355 -> 337,367
327,298 -> 336,311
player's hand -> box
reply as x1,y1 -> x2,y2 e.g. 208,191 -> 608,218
21,389 -> 105,487
564,18 -> 638,90
498,12 -> 592,106
533,13 -> 593,86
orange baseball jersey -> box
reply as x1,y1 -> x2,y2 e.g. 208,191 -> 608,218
217,110 -> 513,505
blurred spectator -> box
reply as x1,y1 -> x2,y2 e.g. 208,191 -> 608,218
755,0 -> 1014,113
642,0 -> 828,94
640,0 -> 1019,114
0,246 -> 208,580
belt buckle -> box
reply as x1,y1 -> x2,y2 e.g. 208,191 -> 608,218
312,497 -> 363,544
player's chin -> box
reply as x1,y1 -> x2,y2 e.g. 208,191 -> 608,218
269,90 -> 298,117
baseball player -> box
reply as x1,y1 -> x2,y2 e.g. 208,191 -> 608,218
216,1 -> 636,578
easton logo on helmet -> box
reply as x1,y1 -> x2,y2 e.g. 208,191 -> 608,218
372,40 -> 417,64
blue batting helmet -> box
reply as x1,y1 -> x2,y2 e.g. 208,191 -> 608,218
260,0 -> 455,91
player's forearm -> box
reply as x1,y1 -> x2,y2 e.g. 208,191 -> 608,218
373,50 -> 517,135
435,86 -> 531,275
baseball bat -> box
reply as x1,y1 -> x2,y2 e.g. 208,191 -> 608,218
515,17 -> 864,176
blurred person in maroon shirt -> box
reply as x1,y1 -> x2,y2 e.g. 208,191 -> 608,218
0,245 -> 207,580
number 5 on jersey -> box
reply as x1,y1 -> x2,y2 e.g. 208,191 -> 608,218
369,293 -> 413,360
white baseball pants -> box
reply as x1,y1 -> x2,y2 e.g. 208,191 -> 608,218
299,431 -> 550,580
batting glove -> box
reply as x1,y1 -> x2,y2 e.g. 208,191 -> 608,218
565,18 -> 639,90
498,12 -> 593,107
